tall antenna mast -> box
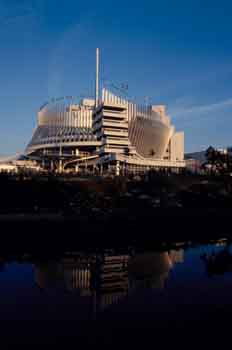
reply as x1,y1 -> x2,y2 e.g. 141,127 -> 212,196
95,48 -> 100,107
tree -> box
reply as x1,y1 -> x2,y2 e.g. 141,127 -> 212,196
204,146 -> 232,175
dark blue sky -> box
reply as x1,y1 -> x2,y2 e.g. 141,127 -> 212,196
0,0 -> 232,155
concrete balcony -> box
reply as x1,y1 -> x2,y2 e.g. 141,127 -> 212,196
102,120 -> 128,128
99,147 -> 126,154
102,111 -> 126,119
99,129 -> 128,138
103,101 -> 127,110
103,138 -> 130,146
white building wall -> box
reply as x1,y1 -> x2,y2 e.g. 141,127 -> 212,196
170,132 -> 184,161
0,164 -> 18,173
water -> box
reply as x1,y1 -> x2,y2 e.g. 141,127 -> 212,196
0,241 -> 232,347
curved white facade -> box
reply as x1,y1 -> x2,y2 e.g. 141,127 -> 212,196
127,102 -> 175,159
26,97 -> 98,155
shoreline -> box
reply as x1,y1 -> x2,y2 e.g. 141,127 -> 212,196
0,208 -> 231,251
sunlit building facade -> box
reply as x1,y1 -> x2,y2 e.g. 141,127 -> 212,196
26,88 -> 185,174
26,97 -> 99,157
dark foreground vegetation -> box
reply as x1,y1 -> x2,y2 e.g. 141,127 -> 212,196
1,171 -> 232,249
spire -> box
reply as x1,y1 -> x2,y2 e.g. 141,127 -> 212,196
95,48 -> 100,107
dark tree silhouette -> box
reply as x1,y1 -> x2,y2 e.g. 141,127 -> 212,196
204,146 -> 232,175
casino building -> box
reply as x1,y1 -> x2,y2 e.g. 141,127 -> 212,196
26,49 -> 185,175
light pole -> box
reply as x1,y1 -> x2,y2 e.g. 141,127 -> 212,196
59,138 -> 63,173
58,127 -> 64,174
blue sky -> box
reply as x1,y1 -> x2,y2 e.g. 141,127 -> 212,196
0,0 -> 232,155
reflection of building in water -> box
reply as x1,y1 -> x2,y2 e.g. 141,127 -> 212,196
128,250 -> 184,290
93,254 -> 129,310
35,262 -> 64,289
34,253 -> 130,310
169,249 -> 184,264
34,249 -> 184,310
62,256 -> 93,296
